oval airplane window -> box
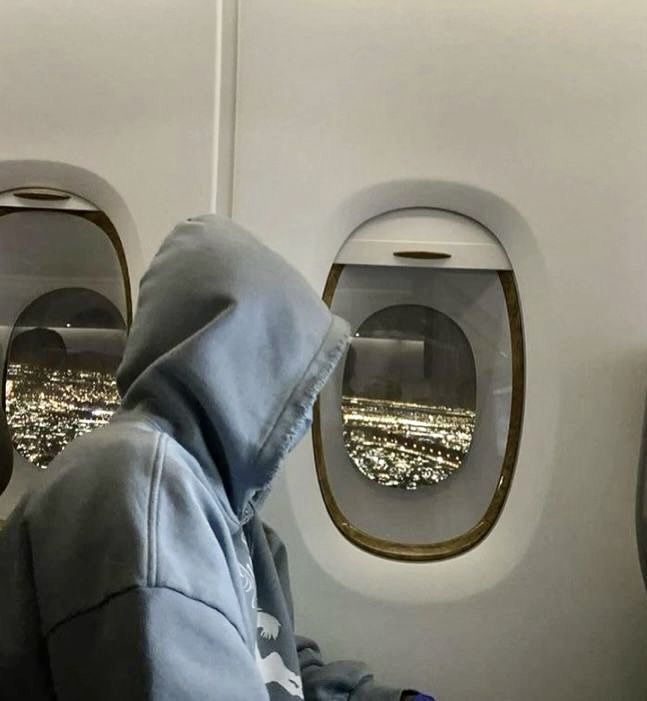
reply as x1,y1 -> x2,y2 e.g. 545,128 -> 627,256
0,194 -> 130,480
313,209 -> 524,560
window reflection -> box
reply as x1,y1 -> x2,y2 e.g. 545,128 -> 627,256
341,305 -> 476,489
4,289 -> 126,467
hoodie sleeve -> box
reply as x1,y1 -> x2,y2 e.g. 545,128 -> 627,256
296,634 -> 409,701
47,585 -> 270,701
261,521 -> 417,701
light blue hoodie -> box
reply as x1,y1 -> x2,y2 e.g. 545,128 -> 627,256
0,215 -> 415,700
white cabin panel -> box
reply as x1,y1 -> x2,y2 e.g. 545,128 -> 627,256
0,0 -> 222,274
233,2 -> 647,699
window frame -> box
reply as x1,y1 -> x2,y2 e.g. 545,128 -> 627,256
0,192 -> 131,495
312,263 -> 525,561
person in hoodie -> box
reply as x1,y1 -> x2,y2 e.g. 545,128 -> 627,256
0,215 -> 434,701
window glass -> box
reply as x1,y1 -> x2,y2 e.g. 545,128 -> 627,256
342,305 -> 476,489
5,289 -> 126,467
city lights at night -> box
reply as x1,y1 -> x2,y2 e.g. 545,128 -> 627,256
341,395 -> 476,490
5,363 -> 120,467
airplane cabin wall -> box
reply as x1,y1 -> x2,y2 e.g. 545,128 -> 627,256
0,0 -> 224,517
232,1 -> 647,699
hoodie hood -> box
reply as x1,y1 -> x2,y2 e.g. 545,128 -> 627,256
116,215 -> 349,523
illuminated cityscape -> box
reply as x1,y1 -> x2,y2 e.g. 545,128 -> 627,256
5,363 -> 476,483
341,395 -> 476,490
5,363 -> 120,467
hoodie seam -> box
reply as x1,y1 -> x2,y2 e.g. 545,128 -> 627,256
44,584 -> 247,644
146,433 -> 166,587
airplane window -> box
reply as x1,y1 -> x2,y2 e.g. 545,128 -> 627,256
4,289 -> 126,467
342,304 -> 476,490
0,204 -> 130,477
314,262 -> 524,560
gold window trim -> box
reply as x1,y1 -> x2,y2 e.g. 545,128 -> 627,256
312,263 -> 525,561
0,193 -> 132,500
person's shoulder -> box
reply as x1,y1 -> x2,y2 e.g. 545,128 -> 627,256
25,419 -> 163,529
16,419 -> 241,636
21,420 -> 168,634
150,436 -> 244,615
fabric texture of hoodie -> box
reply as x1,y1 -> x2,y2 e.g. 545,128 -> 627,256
0,215 -> 413,700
